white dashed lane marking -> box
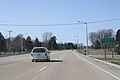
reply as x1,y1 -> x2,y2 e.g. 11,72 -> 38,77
39,66 -> 48,72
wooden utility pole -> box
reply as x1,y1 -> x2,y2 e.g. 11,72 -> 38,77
7,30 -> 13,53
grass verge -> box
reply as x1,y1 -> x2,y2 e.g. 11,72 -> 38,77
0,52 -> 29,57
79,49 -> 120,65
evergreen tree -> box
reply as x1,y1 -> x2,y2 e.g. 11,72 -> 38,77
64,42 -> 74,49
25,36 -> 33,52
0,32 -> 6,53
116,29 -> 120,45
116,29 -> 120,54
48,36 -> 57,50
34,38 -> 42,47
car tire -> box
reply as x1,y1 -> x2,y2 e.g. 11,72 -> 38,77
46,57 -> 50,62
31,59 -> 34,62
48,59 -> 50,61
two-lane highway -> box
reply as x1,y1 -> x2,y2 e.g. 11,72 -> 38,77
0,50 -> 119,80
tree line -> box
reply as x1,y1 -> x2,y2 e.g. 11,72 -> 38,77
89,29 -> 120,54
1,29 -> 120,54
0,32 -> 77,54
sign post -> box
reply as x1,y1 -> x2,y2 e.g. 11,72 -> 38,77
101,38 -> 115,58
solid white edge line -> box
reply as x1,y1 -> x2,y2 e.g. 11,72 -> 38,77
39,66 -> 48,71
75,53 -> 120,80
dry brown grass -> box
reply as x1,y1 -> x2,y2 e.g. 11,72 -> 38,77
80,49 -> 120,65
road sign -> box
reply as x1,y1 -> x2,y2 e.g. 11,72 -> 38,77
101,38 -> 115,46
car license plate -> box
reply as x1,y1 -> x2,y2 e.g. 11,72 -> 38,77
37,54 -> 41,56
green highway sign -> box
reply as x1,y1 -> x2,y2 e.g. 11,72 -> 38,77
101,38 -> 115,46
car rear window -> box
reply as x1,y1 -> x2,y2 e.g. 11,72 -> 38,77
33,48 -> 46,53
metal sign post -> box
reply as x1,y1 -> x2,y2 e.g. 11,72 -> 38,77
101,38 -> 115,58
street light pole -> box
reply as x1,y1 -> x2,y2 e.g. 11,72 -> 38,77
21,34 -> 24,53
85,23 -> 89,55
78,21 -> 89,55
7,30 -> 13,53
74,35 -> 79,51
21,33 -> 27,53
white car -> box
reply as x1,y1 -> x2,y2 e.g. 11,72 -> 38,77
31,47 -> 50,62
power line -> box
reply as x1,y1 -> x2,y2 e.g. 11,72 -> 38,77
0,18 -> 120,26
0,23 -> 78,26
87,18 -> 120,24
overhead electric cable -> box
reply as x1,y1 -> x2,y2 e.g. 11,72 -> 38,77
0,18 -> 120,26
87,18 -> 120,24
0,23 -> 78,26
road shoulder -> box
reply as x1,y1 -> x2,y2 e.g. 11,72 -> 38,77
74,51 -> 120,80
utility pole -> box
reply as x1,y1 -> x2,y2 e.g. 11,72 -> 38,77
7,30 -> 13,53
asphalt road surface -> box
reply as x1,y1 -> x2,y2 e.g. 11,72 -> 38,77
0,50 -> 120,80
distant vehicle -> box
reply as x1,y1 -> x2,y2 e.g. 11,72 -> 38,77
31,47 -> 51,62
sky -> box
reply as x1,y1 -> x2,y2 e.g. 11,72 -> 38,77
0,0 -> 120,45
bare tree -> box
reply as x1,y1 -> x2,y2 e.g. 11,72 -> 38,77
11,34 -> 23,52
97,29 -> 114,39
42,32 -> 53,42
89,32 -> 98,46
89,29 -> 114,49
42,32 -> 53,47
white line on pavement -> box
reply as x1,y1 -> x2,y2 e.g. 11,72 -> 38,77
39,66 -> 48,72
75,53 -> 120,80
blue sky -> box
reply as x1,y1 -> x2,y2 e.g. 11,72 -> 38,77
0,0 -> 120,45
